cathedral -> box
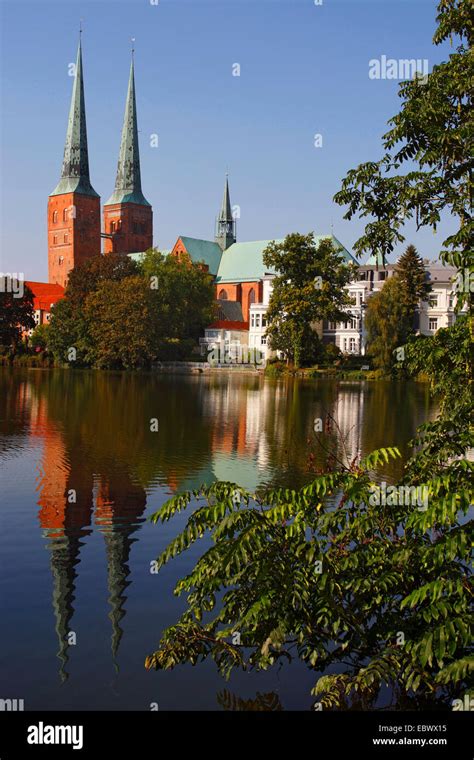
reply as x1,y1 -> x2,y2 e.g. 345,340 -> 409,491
42,38 -> 456,360
48,38 -> 152,288
46,37 -> 352,327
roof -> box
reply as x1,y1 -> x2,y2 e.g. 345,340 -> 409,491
426,264 -> 457,282
127,250 -> 171,263
215,234 -> 356,283
105,59 -> 150,207
215,299 -> 244,322
178,237 -> 223,275
365,252 -> 387,267
25,281 -> 65,311
208,320 -> 249,330
50,40 -> 98,198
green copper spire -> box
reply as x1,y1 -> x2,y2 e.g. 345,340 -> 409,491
106,57 -> 150,206
50,38 -> 98,197
219,175 -> 233,222
215,174 -> 236,251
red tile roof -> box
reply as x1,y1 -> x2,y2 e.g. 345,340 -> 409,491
25,281 -> 65,312
208,320 -> 249,330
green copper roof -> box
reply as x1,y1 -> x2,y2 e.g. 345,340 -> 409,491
128,250 -> 171,263
106,58 -> 150,207
365,252 -> 386,266
218,176 -> 233,222
215,234 -> 356,283
215,175 -> 236,251
50,39 -> 98,197
179,237 -> 223,275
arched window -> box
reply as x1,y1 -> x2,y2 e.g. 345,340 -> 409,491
53,235 -> 58,245
63,208 -> 68,222
52,211 -> 58,224
111,221 -> 116,233
248,288 -> 256,305
64,233 -> 68,244
219,289 -> 228,300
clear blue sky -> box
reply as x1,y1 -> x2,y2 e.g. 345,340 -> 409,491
0,0 -> 455,281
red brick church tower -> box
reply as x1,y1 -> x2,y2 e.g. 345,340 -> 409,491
103,55 -> 152,255
48,37 -> 100,287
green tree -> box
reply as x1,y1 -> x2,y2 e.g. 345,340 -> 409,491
48,254 -> 140,366
396,245 -> 432,329
30,323 -> 51,352
84,275 -> 161,369
48,295 -> 96,366
365,275 -> 412,371
65,253 -> 139,307
0,279 -> 35,347
139,249 -> 216,349
263,234 -> 357,368
144,0 -> 473,709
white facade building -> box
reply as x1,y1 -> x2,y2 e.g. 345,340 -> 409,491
247,259 -> 462,362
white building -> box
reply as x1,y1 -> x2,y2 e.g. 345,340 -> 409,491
248,255 -> 462,362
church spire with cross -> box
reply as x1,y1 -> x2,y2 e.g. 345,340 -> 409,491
215,173 -> 236,251
103,45 -> 153,255
51,35 -> 98,198
48,31 -> 101,287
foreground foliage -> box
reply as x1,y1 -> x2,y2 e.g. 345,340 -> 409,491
146,442 -> 472,708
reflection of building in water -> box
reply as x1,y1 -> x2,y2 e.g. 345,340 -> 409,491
34,397 -> 146,679
36,419 -> 93,682
329,386 -> 365,465
95,477 -> 146,665
181,379 -> 291,491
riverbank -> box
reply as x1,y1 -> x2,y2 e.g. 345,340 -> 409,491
0,355 -> 430,382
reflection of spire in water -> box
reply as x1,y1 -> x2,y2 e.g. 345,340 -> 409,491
36,415 -> 93,683
95,479 -> 146,667
103,529 -> 134,666
45,530 -> 86,683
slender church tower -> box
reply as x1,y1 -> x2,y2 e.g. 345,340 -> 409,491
48,37 -> 100,288
215,174 -> 236,251
103,55 -> 152,255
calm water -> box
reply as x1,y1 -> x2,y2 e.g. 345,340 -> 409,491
0,369 -> 436,711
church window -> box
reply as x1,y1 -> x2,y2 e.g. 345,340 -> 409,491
248,288 -> 256,305
219,289 -> 228,300
52,211 -> 58,224
53,235 -> 58,244
111,221 -> 116,233
63,208 -> 68,222
64,233 -> 68,244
